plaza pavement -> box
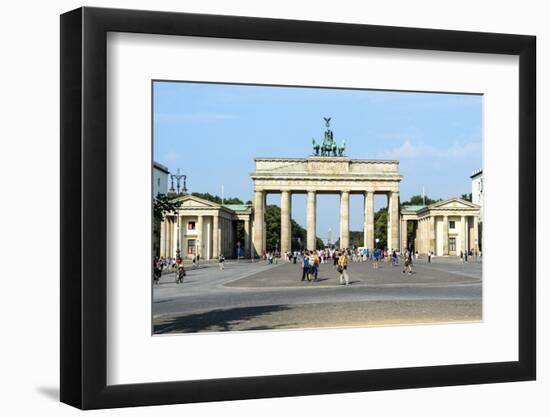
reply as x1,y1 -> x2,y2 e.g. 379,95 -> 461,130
153,256 -> 482,334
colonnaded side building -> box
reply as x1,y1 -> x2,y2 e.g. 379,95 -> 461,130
159,119 -> 481,260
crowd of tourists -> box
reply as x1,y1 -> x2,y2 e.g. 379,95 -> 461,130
260,247 -> 418,285
154,244 -> 480,285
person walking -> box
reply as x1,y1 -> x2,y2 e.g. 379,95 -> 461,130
218,254 -> 225,270
301,252 -> 310,281
333,250 -> 339,268
402,250 -> 413,275
391,249 -> 398,266
373,248 -> 380,269
338,250 -> 349,285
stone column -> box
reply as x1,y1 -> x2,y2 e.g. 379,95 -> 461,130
262,192 -> 273,250
280,190 -> 292,254
252,190 -> 265,257
423,218 -> 428,253
170,218 -> 175,258
340,191 -> 350,249
231,220 -> 234,256
442,215 -> 449,255
212,215 -> 219,259
174,217 -> 180,258
388,191 -> 400,251
364,191 -> 374,249
223,219 -> 232,257
422,219 -> 426,253
461,215 -> 468,253
307,190 -> 317,250
159,219 -> 166,257
197,215 -> 203,258
473,215 -> 479,253
429,216 -> 436,254
401,218 -> 408,252
244,218 -> 250,256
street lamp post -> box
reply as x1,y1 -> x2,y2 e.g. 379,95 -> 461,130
170,168 -> 186,261
175,208 -> 181,260
169,168 -> 187,194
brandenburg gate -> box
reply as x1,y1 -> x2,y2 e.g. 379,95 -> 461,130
250,118 -> 403,255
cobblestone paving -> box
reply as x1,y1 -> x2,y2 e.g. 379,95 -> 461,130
153,257 -> 482,334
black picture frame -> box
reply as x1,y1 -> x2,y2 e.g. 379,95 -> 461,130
60,6 -> 536,410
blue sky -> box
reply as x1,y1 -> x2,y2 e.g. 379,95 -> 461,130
153,81 -> 482,241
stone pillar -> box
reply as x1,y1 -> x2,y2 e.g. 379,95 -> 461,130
307,190 -> 316,250
252,190 -> 265,257
422,219 -> 426,253
170,218 -> 175,258
212,215 -> 219,259
423,218 -> 428,253
220,218 -> 224,256
388,191 -> 399,251
174,217 -> 180,258
473,215 -> 479,254
231,220 -> 234,256
168,218 -> 173,257
340,191 -> 350,249
401,218 -> 408,252
442,215 -> 449,255
280,190 -> 292,254
225,218 -> 230,256
364,191 -> 374,249
461,215 -> 468,254
244,218 -> 250,256
159,219 -> 166,257
197,215 -> 203,258
429,216 -> 436,254
262,192 -> 273,250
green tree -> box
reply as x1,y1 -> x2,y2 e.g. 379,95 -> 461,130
153,193 -> 182,222
350,231 -> 363,248
374,207 -> 387,249
152,194 -> 183,257
333,231 -> 364,249
401,194 -> 440,206
265,204 -> 281,251
291,219 -> 307,251
190,192 -> 244,205
264,204 -> 321,251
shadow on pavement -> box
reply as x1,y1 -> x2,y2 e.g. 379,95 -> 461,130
154,304 -> 291,334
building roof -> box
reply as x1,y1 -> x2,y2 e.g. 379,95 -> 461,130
401,205 -> 426,212
401,198 -> 480,216
153,161 -> 170,174
470,169 -> 482,179
223,204 -> 251,212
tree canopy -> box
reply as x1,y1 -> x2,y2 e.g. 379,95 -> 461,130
153,193 -> 182,222
190,192 -> 244,205
400,194 -> 441,206
264,205 -> 323,251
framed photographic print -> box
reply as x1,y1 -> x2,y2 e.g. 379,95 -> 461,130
60,6 -> 536,409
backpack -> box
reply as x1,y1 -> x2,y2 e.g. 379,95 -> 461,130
303,257 -> 309,268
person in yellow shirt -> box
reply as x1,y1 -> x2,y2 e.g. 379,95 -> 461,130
337,251 -> 349,285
